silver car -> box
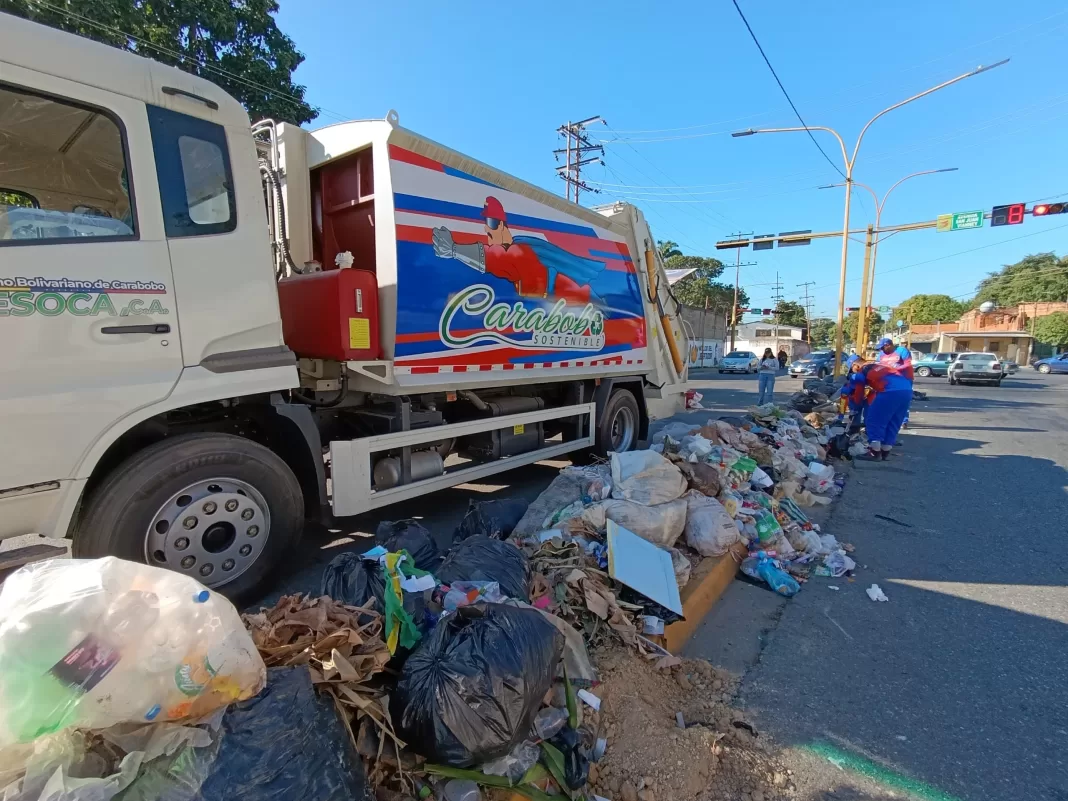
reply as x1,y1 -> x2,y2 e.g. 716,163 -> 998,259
948,353 -> 1003,386
719,351 -> 760,374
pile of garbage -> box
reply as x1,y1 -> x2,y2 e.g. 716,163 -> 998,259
0,406 -> 860,801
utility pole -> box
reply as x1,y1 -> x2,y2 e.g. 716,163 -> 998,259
855,224 -> 875,350
724,232 -> 756,352
797,281 -> 816,342
554,116 -> 604,205
770,272 -> 784,345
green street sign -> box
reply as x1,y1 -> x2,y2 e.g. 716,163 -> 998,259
936,210 -> 984,232
878,305 -> 891,314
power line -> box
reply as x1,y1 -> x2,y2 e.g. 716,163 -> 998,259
554,117 -> 605,204
729,0 -> 846,180
26,0 -> 349,122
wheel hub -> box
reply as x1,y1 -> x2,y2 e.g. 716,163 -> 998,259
145,478 -> 270,588
610,406 -> 636,452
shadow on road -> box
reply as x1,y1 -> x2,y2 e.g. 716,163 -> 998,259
740,428 -> 1068,801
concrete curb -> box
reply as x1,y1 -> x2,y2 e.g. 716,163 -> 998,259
665,541 -> 748,652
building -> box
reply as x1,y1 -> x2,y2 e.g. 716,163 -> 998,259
732,322 -> 810,360
678,304 -> 728,367
910,306 -> 1033,363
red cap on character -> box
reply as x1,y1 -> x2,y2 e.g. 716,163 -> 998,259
482,196 -> 507,223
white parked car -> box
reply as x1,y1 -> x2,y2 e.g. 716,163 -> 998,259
948,353 -> 1003,386
719,351 -> 761,374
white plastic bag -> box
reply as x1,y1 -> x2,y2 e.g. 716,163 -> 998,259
680,434 -> 713,459
806,462 -> 834,481
0,557 -> 265,747
650,422 -> 698,447
683,491 -> 741,557
601,498 -> 687,548
669,548 -> 692,589
610,451 -> 687,506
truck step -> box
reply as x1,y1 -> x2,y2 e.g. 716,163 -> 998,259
0,544 -> 67,582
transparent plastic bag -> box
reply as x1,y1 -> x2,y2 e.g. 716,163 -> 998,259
610,451 -> 687,506
0,557 -> 265,747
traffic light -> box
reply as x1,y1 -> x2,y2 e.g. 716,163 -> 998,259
1033,202 -> 1067,216
991,203 -> 1025,226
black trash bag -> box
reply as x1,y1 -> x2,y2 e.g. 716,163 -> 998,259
618,586 -> 684,625
548,726 -> 590,790
321,552 -> 384,608
453,497 -> 530,542
374,519 -> 440,570
392,603 -> 564,767
827,432 -> 852,461
436,535 -> 531,601
320,553 -> 427,630
121,666 -> 373,801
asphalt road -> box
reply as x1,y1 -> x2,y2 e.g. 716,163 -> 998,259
687,368 -> 1068,801
5,365 -> 1064,799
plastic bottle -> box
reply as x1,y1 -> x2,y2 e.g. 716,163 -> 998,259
1,590 -> 161,742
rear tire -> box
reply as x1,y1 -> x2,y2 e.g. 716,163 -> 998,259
73,433 -> 304,602
948,376 -> 956,385
917,366 -> 932,378
596,388 -> 640,456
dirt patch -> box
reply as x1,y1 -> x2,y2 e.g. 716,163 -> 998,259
588,648 -> 795,801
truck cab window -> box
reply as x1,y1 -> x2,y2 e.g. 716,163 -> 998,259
0,83 -> 134,243
148,105 -> 235,237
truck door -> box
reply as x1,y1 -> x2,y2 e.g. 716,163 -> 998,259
0,76 -> 183,490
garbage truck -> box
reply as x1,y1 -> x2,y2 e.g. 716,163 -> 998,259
0,13 -> 691,596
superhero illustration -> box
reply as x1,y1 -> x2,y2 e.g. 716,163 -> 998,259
431,196 -> 607,303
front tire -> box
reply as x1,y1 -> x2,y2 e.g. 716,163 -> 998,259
916,366 -> 932,378
1039,364 -> 1051,374
949,376 -> 956,385
596,388 -> 640,456
73,433 -> 304,601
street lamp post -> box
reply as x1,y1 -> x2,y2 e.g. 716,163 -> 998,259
819,167 -> 958,348
732,60 -> 1007,377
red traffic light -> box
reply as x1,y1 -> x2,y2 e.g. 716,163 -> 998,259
1033,202 -> 1066,216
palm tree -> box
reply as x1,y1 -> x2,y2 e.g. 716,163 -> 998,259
657,240 -> 683,260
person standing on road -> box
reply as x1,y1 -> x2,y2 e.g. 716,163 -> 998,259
876,337 -> 914,429
847,362 -> 912,460
757,348 -> 779,405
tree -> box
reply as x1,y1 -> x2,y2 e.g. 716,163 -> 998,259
843,310 -> 883,346
668,254 -> 749,312
767,300 -> 808,327
1033,312 -> 1068,347
894,294 -> 966,325
808,318 -> 836,348
1,0 -> 317,124
658,240 -> 683,260
972,253 -> 1068,307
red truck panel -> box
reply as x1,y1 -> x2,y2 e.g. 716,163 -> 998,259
278,269 -> 380,361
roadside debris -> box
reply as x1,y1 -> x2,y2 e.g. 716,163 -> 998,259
867,584 -> 890,602
0,401 -> 864,801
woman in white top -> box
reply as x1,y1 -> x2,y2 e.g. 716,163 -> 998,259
756,347 -> 779,405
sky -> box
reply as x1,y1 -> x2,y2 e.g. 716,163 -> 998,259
276,0 -> 1068,322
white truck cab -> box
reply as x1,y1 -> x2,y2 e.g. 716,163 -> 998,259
0,14 -> 690,598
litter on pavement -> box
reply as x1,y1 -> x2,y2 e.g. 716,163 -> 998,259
0,399 -> 874,801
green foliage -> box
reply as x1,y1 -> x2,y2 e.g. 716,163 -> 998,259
894,294 -> 966,325
843,310 -> 884,345
0,189 -> 36,208
972,253 -> 1068,307
657,239 -> 683,260
769,300 -> 807,327
1033,312 -> 1068,346
668,254 -> 749,311
808,318 -> 836,347
0,0 -> 317,124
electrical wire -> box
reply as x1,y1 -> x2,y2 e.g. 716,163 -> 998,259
26,0 -> 351,123
729,0 -> 846,180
